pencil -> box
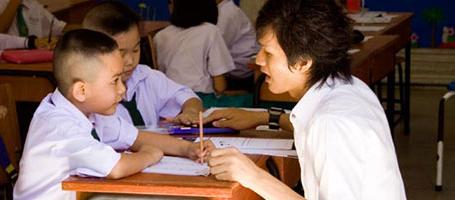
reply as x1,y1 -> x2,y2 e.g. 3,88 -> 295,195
199,111 -> 204,162
48,18 -> 54,44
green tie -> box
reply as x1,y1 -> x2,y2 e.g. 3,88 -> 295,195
91,128 -> 100,141
16,4 -> 29,37
120,93 -> 145,126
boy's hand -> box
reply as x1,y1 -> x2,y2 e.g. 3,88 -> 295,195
185,140 -> 215,163
173,110 -> 199,125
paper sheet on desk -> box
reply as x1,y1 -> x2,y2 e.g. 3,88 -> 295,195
196,137 -> 297,157
142,156 -> 209,176
353,25 -> 385,32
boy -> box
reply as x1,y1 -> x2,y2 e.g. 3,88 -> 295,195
13,29 -> 211,200
82,1 -> 203,127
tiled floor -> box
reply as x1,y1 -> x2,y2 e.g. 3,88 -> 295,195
394,86 -> 455,200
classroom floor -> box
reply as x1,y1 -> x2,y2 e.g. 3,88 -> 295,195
394,85 -> 455,200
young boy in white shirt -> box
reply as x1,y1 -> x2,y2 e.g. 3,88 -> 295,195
83,1 -> 203,127
13,29 -> 212,200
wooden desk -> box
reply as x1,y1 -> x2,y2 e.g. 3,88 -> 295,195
355,12 -> 413,134
62,155 -> 268,200
0,62 -> 54,102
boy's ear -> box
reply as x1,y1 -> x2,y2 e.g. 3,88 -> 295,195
71,81 -> 87,102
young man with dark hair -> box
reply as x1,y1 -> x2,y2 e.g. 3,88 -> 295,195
206,0 -> 406,199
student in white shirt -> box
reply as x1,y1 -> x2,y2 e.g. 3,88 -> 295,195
205,0 -> 406,199
83,1 -> 203,127
13,29 -> 213,200
0,0 -> 66,37
216,0 -> 259,91
155,0 -> 251,108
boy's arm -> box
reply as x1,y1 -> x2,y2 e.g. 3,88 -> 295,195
134,131 -> 215,161
107,144 -> 163,179
213,74 -> 227,95
0,0 -> 20,33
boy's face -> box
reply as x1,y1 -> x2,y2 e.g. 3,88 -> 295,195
112,24 -> 141,82
85,51 -> 126,115
256,27 -> 309,98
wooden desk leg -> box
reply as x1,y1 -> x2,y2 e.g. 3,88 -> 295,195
386,69 -> 396,136
76,192 -> 93,200
404,42 -> 411,135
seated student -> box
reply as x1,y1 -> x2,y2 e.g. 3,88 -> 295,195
82,1 -> 202,127
216,0 -> 259,91
0,0 -> 66,38
154,0 -> 251,108
206,0 -> 406,199
13,29 -> 212,200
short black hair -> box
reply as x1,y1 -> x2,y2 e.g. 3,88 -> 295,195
53,29 -> 118,95
83,1 -> 140,36
170,0 -> 218,28
256,0 -> 353,88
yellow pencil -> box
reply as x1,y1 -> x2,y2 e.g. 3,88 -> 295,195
199,111 -> 204,162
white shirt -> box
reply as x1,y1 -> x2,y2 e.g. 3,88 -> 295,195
14,89 -> 138,200
154,22 -> 235,93
105,64 -> 199,128
290,76 -> 406,200
0,0 -> 66,37
0,33 -> 26,50
217,0 -> 259,78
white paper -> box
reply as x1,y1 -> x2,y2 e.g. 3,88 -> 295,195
353,25 -> 385,32
240,149 -> 298,158
142,156 -> 209,176
205,137 -> 294,150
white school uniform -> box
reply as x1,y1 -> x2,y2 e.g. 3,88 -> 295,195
0,0 -> 66,37
290,76 -> 406,200
0,33 -> 27,50
13,89 -> 138,200
110,64 -> 198,128
217,0 -> 259,78
154,22 -> 235,94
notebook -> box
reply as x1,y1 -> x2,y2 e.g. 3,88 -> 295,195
1,49 -> 53,64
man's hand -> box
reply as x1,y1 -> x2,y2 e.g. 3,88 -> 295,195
203,108 -> 268,130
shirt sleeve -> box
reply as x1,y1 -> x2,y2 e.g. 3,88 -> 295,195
93,114 -> 139,150
0,33 -> 27,50
206,27 -> 235,76
146,69 -> 199,118
308,114 -> 365,200
50,124 -> 121,177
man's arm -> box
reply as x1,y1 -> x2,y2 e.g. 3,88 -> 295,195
0,0 -> 21,33
173,97 -> 203,125
204,108 -> 294,131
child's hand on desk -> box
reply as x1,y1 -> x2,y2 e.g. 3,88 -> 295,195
203,108 -> 267,130
0,106 -> 7,119
208,147 -> 262,189
35,37 -> 58,50
172,110 -> 199,126
185,140 -> 215,163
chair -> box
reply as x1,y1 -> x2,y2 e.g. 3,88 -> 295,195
435,80 -> 455,191
0,83 -> 22,199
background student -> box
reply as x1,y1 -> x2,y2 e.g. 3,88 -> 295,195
216,0 -> 259,91
207,0 -> 406,199
83,1 -> 203,128
154,0 -> 253,108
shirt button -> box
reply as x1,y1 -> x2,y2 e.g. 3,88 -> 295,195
291,114 -> 296,119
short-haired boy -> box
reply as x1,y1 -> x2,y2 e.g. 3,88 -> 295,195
13,29 -> 211,200
83,1 -> 203,127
